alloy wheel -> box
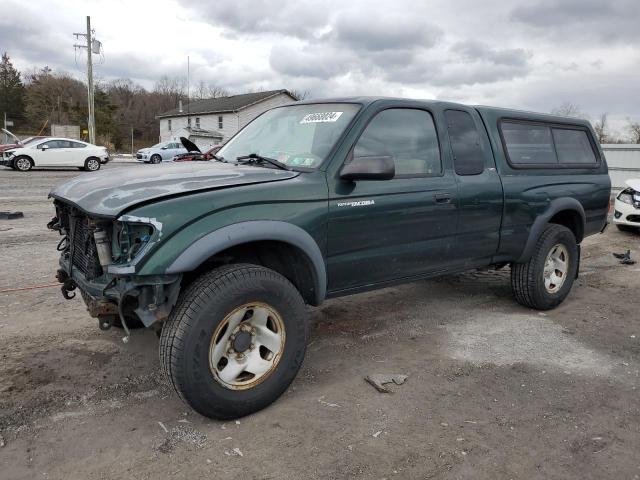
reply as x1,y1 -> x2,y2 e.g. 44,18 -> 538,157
15,158 -> 31,171
86,158 -> 100,171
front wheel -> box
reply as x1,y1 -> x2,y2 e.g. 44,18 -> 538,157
150,154 -> 162,164
511,224 -> 578,310
14,156 -> 33,172
84,157 -> 101,171
160,264 -> 309,419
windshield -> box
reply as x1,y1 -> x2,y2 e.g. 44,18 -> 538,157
218,103 -> 360,169
21,137 -> 41,146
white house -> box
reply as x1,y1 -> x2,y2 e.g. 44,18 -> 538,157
156,89 -> 298,150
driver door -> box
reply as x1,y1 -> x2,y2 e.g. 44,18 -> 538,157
326,107 -> 458,293
35,140 -> 65,166
169,142 -> 184,159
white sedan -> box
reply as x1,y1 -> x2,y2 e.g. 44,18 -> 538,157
0,138 -> 109,172
613,179 -> 640,232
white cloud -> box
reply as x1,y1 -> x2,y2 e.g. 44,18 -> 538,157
2,0 -> 640,136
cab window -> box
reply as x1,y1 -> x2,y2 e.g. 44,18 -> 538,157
501,122 -> 556,165
552,128 -> 597,164
445,109 -> 485,175
500,120 -> 599,167
353,108 -> 441,177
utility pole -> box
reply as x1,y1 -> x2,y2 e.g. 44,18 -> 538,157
74,16 -> 99,144
187,55 -> 190,127
86,16 -> 95,144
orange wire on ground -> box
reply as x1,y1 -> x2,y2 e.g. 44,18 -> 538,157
0,283 -> 60,294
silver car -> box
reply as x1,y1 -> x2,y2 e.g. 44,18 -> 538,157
136,141 -> 187,164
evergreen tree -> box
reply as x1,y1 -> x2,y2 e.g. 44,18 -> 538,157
0,53 -> 26,126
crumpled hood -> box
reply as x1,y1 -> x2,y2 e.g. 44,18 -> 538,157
50,162 -> 299,217
0,144 -> 19,152
625,179 -> 640,192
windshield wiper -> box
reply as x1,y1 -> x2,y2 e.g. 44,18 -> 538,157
212,154 -> 227,163
236,153 -> 291,171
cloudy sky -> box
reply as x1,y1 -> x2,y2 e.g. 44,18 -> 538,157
2,0 -> 639,135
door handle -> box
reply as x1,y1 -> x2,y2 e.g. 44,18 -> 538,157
434,193 -> 452,204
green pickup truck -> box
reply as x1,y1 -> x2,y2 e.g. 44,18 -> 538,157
48,97 -> 611,419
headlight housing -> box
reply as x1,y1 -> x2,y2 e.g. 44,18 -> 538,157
112,221 -> 155,264
617,188 -> 638,207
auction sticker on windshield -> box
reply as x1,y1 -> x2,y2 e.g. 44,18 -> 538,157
300,112 -> 344,124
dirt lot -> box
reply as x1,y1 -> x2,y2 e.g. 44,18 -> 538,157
1,163 -> 639,480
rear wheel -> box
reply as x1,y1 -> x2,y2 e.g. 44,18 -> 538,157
150,154 -> 162,164
84,157 -> 101,171
160,264 -> 309,419
511,224 -> 578,310
14,156 -> 32,172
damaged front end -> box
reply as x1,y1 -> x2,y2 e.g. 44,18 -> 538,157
48,200 -> 181,341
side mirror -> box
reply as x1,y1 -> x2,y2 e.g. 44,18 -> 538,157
161,146 -> 168,150
340,155 -> 395,181
41,144 -> 49,150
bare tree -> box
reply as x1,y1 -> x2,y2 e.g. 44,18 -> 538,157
627,118 -> 640,143
193,81 -> 208,100
593,113 -> 609,143
153,76 -> 186,103
24,68 -> 87,129
192,81 -> 229,100
551,101 -> 584,118
207,84 -> 229,98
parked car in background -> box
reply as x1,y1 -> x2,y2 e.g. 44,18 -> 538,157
0,128 -> 47,156
613,179 -> 640,231
0,137 -> 109,172
172,137 -> 222,162
136,141 -> 187,164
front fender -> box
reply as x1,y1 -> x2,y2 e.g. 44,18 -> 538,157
516,197 -> 586,263
165,220 -> 327,304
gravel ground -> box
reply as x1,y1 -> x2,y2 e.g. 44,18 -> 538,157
1,162 -> 639,480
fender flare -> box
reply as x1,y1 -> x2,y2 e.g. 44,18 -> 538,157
516,197 -> 586,263
165,220 -> 327,304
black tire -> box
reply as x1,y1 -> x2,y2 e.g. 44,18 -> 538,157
84,157 -> 101,171
14,156 -> 33,172
160,264 -> 309,419
511,224 -> 578,310
150,154 -> 162,164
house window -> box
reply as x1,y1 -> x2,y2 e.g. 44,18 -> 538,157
168,119 -> 172,131
187,117 -> 192,127
218,116 -> 223,129
195,117 -> 200,128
